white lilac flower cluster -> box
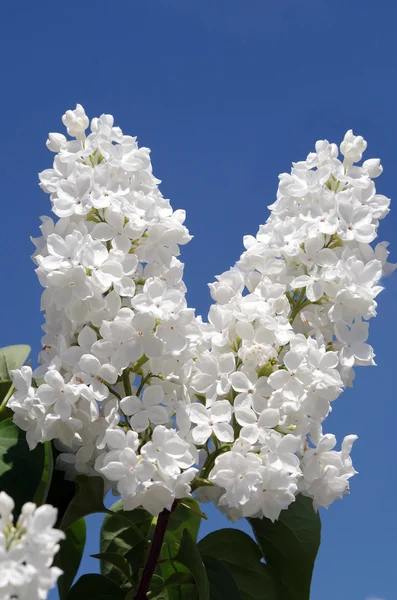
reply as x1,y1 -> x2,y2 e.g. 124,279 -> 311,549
7,106 -> 393,522
8,104 -> 202,516
0,492 -> 63,600
192,131 -> 394,521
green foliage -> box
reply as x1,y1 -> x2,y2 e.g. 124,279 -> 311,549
248,494 -> 321,600
46,452 -> 78,527
61,475 -> 107,531
198,529 -> 278,600
0,344 -> 30,421
33,441 -> 53,505
57,519 -> 87,600
201,555 -> 242,600
171,529 -> 209,600
65,574 -> 125,600
159,498 -> 201,570
100,500 -> 149,589
92,552 -> 132,582
0,418 -> 45,516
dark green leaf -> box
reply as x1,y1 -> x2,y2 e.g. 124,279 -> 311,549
148,587 -> 168,600
198,529 -> 278,600
0,418 -> 45,516
33,442 -> 53,505
174,530 -> 209,600
65,574 -> 124,600
156,499 -> 203,600
57,519 -> 86,600
61,475 -> 107,531
92,552 -> 131,581
125,539 -> 147,582
201,555 -> 242,600
46,452 -> 77,527
149,573 -> 194,600
108,500 -> 153,537
248,494 -> 321,600
159,497 -> 201,572
100,500 -> 150,588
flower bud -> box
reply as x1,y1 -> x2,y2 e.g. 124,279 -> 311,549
62,103 -> 89,140
340,129 -> 367,163
362,158 -> 383,178
46,132 -> 67,152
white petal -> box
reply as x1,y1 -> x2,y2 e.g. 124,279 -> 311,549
290,275 -> 311,289
148,405 -> 169,425
192,425 -> 212,445
218,352 -> 236,374
210,400 -> 232,423
92,223 -> 116,241
47,233 -> 67,257
306,279 -> 323,302
100,461 -> 129,481
142,385 -> 164,408
130,411 -> 150,432
229,371 -> 250,393
187,403 -> 209,425
283,351 -> 303,373
80,354 -> 101,376
240,424 -> 259,444
78,326 -> 97,351
106,429 -> 127,449
235,407 -> 257,426
258,408 -> 280,428
319,351 -> 339,370
213,423 -> 234,443
120,395 -> 142,416
267,369 -> 290,390
142,335 -> 165,359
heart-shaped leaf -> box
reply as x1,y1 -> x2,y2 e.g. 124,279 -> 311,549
65,574 -> 124,600
198,529 -> 278,600
57,518 -> 87,599
0,418 -> 44,516
248,494 -> 321,600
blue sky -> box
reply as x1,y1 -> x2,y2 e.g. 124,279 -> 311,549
1,1 -> 396,598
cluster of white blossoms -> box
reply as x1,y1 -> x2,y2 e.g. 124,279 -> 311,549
8,106 -> 394,521
0,492 -> 63,600
192,130 -> 394,520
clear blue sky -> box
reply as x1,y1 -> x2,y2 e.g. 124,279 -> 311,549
1,2 -> 396,599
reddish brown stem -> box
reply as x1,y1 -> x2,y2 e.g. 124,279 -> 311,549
135,500 -> 177,599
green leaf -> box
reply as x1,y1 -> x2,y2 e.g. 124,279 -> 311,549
125,538 -> 147,582
198,529 -> 278,600
157,499 -> 203,600
65,574 -> 124,600
92,552 -> 131,581
100,500 -> 150,588
61,475 -> 107,531
0,344 -> 30,385
155,498 -> 201,600
0,345 -> 31,419
57,519 -> 87,600
248,494 -> 321,600
46,452 -> 77,527
33,441 -> 53,505
0,418 -> 45,516
104,499 -> 153,537
160,497 -> 201,567
201,555 -> 242,600
149,573 -> 193,600
174,530 -> 209,600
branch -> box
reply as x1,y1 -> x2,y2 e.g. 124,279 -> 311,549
135,500 -> 178,600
